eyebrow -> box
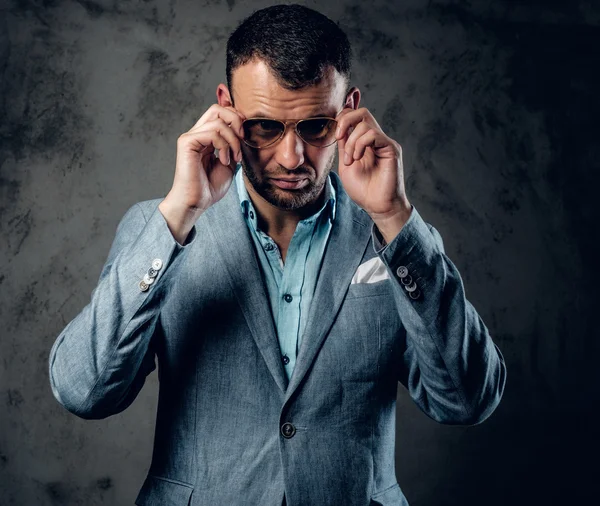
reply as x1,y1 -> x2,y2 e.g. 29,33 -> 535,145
248,108 -> 334,119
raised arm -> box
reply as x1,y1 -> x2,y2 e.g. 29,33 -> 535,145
372,206 -> 507,425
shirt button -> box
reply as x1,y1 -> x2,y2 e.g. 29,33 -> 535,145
281,422 -> 296,439
282,354 -> 290,365
265,243 -> 274,251
284,294 -> 293,303
249,211 -> 254,219
396,266 -> 409,278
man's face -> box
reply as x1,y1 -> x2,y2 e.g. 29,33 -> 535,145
229,59 -> 348,211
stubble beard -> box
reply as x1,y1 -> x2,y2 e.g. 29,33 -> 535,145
240,150 -> 336,211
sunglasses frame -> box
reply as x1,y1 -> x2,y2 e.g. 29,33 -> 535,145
241,107 -> 345,149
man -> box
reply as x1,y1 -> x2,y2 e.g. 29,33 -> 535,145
49,4 -> 506,506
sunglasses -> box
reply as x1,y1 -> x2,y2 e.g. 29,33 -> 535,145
241,109 -> 343,149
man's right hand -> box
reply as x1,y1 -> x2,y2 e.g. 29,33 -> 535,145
158,104 -> 246,244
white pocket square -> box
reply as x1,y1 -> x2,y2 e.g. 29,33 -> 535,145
350,257 -> 390,284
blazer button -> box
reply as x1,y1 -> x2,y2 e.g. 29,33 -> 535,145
281,422 -> 296,439
400,274 -> 413,286
404,281 -> 418,293
142,273 -> 155,285
396,266 -> 409,278
409,288 -> 422,300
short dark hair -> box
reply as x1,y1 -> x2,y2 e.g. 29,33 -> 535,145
226,4 -> 352,99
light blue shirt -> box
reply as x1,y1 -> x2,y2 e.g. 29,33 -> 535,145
235,164 -> 337,381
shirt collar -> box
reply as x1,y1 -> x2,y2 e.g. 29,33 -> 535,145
235,163 -> 337,227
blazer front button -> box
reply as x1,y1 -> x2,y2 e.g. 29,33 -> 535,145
281,422 -> 296,439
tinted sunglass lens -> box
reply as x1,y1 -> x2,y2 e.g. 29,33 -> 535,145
243,119 -> 285,147
298,118 -> 337,146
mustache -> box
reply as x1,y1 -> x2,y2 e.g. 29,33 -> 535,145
269,166 -> 313,179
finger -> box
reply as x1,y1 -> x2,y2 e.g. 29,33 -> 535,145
195,118 -> 243,162
342,121 -> 370,164
335,108 -> 361,140
182,128 -> 233,165
221,106 -> 247,138
336,107 -> 381,140
191,104 -> 246,138
352,129 -> 379,161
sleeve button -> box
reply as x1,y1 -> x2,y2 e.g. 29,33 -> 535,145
408,288 -> 421,300
396,266 -> 409,278
404,281 -> 418,292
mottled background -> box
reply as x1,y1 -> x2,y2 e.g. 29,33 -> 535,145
1,0 -> 599,504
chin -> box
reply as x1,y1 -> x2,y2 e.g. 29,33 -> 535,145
241,157 -> 330,211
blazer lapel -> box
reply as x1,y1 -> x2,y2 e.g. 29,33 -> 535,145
284,171 -> 372,402
204,174 -> 289,394
203,170 -> 373,399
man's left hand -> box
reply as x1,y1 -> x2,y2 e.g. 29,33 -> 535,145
335,107 -> 412,244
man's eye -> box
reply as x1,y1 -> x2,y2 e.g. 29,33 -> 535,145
258,120 -> 280,132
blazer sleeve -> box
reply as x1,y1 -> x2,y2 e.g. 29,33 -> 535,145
371,205 -> 507,425
48,201 -> 197,420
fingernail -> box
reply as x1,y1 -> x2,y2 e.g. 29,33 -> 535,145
237,150 -> 242,162
336,127 -> 341,138
344,151 -> 351,165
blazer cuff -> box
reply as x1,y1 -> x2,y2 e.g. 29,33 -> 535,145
119,203 -> 192,294
371,205 -> 444,299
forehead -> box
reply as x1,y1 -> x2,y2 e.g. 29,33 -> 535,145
231,58 -> 347,118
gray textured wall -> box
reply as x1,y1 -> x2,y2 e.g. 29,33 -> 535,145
1,0 -> 598,504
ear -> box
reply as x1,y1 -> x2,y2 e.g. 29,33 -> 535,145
216,83 -> 233,107
344,86 -> 361,110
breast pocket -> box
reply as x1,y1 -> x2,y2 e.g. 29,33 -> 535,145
322,293 -> 386,382
345,279 -> 391,300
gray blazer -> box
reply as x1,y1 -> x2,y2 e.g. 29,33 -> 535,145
49,170 -> 506,506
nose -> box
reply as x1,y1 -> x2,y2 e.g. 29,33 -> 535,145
273,123 -> 305,171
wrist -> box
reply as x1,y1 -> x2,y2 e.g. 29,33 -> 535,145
370,200 -> 413,245
158,195 -> 204,245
